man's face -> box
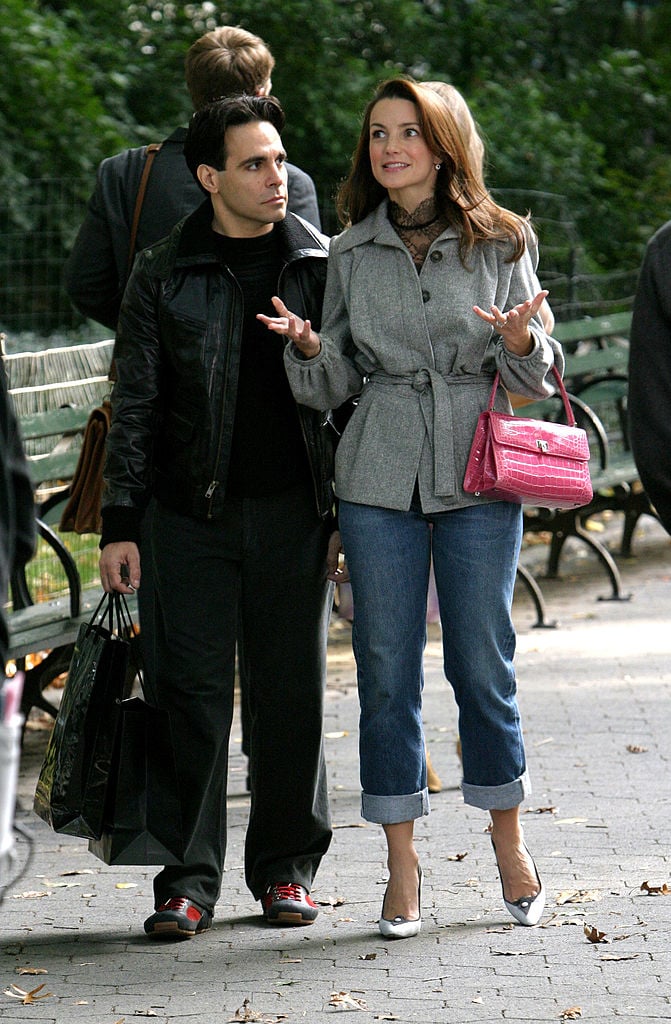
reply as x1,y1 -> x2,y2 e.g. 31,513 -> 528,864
209,120 -> 288,237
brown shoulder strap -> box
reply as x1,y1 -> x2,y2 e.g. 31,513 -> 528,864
127,142 -> 163,275
110,143 -> 163,382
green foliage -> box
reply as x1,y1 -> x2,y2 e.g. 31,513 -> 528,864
2,0 -> 671,328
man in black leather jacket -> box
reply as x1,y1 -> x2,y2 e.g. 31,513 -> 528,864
64,25 -> 321,331
99,95 -> 339,939
629,218 -> 671,536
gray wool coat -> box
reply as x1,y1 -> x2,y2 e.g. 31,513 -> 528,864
284,200 -> 565,513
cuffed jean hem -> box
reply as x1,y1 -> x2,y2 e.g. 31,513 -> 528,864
361,788 -> 431,825
462,769 -> 531,811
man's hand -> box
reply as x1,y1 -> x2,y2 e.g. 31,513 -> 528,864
99,541 -> 141,594
326,530 -> 349,584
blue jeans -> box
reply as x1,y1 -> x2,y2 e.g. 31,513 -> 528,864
338,498 -> 530,824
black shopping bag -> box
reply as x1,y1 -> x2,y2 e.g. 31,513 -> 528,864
88,696 -> 185,865
33,593 -> 131,840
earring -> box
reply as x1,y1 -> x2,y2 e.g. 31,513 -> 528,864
434,163 -> 442,171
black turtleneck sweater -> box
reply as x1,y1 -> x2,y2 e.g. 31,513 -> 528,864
213,227 -> 312,498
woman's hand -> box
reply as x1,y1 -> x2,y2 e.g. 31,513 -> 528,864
473,290 -> 549,357
257,295 -> 322,359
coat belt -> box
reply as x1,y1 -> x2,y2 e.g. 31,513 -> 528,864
368,369 -> 493,498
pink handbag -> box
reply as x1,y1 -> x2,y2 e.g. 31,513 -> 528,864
463,366 -> 592,510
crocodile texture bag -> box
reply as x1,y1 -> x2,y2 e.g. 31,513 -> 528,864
463,366 -> 592,510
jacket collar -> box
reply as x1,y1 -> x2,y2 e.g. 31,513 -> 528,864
335,199 -> 459,253
173,199 -> 329,266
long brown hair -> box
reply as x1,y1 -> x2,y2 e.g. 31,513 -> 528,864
336,77 -> 529,263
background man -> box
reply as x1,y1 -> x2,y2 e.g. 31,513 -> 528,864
99,95 -> 337,939
64,24 -> 321,330
629,218 -> 671,535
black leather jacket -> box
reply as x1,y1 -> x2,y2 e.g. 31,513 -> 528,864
101,202 -> 334,546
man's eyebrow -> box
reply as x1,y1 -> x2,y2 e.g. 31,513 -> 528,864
238,149 -> 287,168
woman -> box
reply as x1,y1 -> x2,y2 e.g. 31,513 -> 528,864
259,77 -> 563,938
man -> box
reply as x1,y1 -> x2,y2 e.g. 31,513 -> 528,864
99,95 -> 338,939
0,354 -> 35,668
64,25 -> 321,330
629,219 -> 671,535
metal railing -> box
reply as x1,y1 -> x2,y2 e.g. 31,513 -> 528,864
0,181 -> 635,341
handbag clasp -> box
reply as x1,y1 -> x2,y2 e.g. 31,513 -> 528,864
536,439 -> 549,453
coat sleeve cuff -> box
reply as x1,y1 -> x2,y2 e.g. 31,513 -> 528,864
100,506 -> 144,549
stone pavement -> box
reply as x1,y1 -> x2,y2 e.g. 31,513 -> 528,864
2,515 -> 671,1023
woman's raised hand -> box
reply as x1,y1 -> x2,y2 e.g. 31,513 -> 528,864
473,289 -> 549,357
257,295 -> 322,358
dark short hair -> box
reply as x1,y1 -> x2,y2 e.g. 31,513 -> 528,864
184,94 -> 286,181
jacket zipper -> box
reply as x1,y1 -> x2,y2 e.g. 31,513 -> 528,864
206,271 -> 241,517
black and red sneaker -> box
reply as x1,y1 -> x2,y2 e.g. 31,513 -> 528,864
144,897 -> 212,939
261,883 -> 318,925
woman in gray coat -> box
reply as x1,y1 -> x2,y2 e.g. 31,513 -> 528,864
259,77 -> 563,939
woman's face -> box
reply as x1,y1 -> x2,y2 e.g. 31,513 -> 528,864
368,97 -> 439,210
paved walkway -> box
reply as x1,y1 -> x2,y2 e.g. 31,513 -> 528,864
2,516 -> 671,1023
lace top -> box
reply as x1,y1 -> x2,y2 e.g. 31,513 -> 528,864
388,197 -> 449,269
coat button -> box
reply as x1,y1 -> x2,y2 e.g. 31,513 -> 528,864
429,250 -> 443,262
421,289 -> 430,302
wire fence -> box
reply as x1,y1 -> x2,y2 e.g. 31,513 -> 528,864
0,181 -> 637,347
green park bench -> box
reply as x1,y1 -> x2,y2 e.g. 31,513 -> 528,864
3,340 -> 138,722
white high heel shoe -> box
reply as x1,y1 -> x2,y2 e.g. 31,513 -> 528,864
378,866 -> 422,939
492,839 -> 545,927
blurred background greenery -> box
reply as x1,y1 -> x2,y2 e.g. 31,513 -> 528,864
1,0 -> 670,340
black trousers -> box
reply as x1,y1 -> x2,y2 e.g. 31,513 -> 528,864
148,484 -> 334,914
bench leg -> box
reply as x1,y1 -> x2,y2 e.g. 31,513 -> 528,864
572,518 -> 632,602
19,645 -> 74,723
515,564 -> 557,629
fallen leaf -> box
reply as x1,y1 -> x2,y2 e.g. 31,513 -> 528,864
329,990 -> 369,1011
115,882 -> 137,890
358,952 -> 377,961
61,869 -> 95,876
278,958 -> 302,964
556,889 -> 601,905
11,890 -> 50,899
16,967 -> 48,976
491,949 -> 534,956
640,880 -> 670,895
599,953 -> 639,961
555,817 -> 589,825
316,895 -> 345,908
446,851 -> 468,861
228,998 -> 287,1023
4,983 -> 54,1003
135,1011 -> 158,1017
584,924 -> 608,944
325,730 -> 349,739
333,822 -> 368,829
626,744 -> 648,754
524,805 -> 557,814
560,1008 -> 582,1020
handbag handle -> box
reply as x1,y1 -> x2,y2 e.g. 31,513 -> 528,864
489,365 -> 576,427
